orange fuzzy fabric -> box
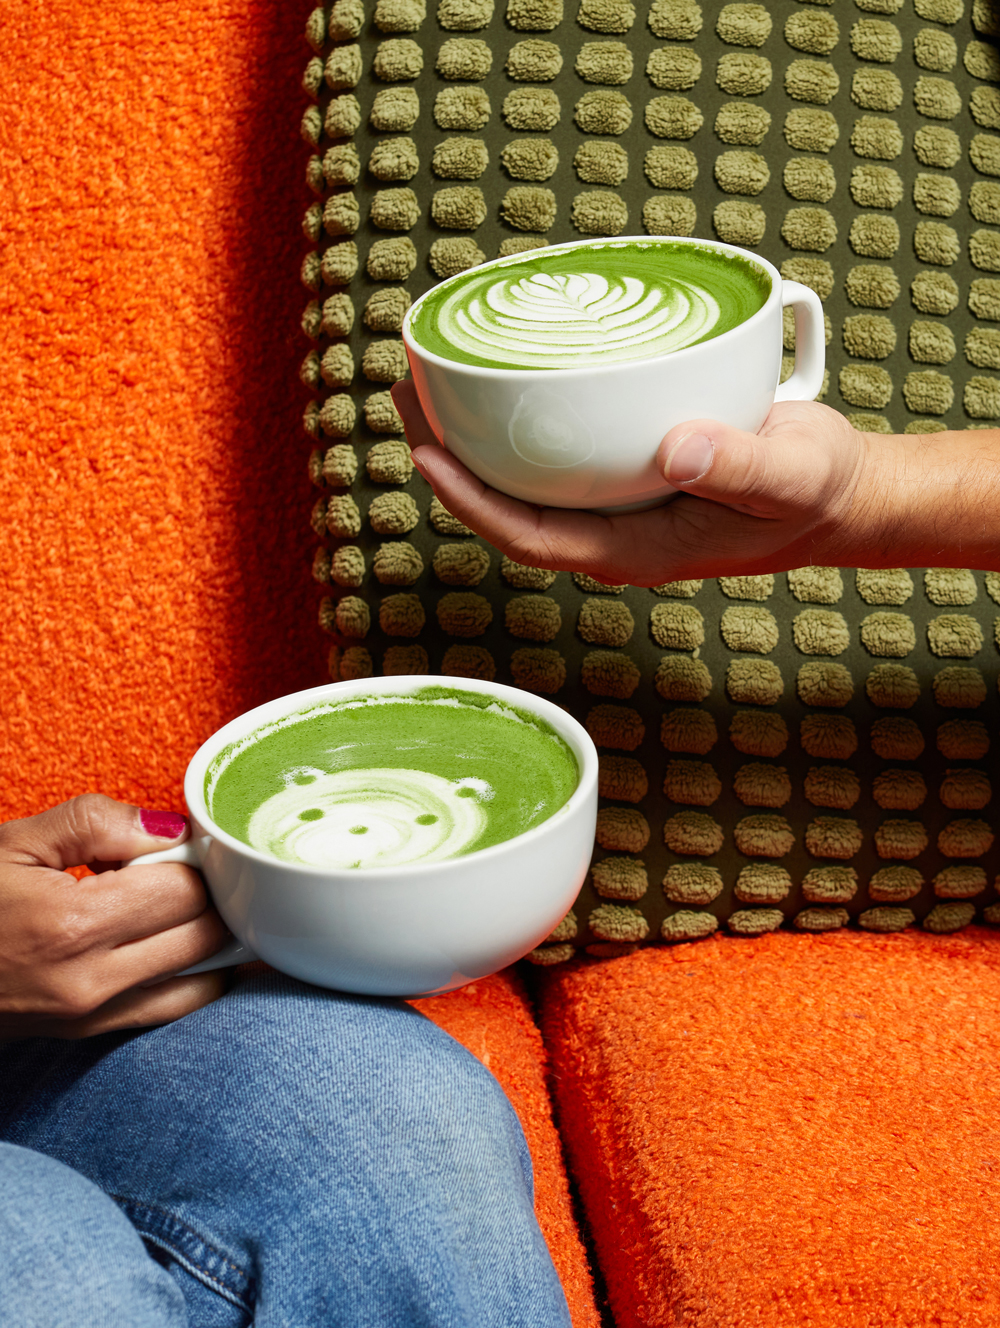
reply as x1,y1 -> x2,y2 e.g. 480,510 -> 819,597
412,970 -> 600,1328
1,3 -> 597,1309
1,0 -> 317,819
538,931 -> 1000,1327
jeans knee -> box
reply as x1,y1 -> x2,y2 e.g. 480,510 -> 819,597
0,1142 -> 188,1327
0,1142 -> 112,1251
159,973 -> 534,1209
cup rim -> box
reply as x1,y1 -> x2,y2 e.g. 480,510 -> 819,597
182,675 -> 598,878
402,234 -> 781,379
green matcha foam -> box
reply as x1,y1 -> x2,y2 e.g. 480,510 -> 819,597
206,688 -> 579,869
408,239 -> 771,371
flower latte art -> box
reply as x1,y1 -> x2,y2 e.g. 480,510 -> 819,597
435,270 -> 722,370
206,688 -> 579,869
246,769 -> 491,869
408,239 -> 771,371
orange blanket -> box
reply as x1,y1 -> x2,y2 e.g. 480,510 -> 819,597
0,7 -> 596,1320
2,0 -> 316,820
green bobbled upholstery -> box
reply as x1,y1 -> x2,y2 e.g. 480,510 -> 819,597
299,0 -> 1000,958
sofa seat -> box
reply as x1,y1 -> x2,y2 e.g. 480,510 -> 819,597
537,931 -> 1000,1327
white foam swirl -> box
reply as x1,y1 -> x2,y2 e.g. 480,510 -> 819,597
246,768 -> 489,869
437,271 -> 722,368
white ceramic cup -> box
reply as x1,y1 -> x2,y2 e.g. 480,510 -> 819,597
126,676 -> 598,997
402,235 -> 825,514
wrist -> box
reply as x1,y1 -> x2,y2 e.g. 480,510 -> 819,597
842,428 -> 1000,571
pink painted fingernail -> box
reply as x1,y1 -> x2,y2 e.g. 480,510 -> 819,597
411,451 -> 429,479
140,809 -> 188,839
665,432 -> 714,484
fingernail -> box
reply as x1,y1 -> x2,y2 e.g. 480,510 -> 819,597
140,810 -> 188,839
411,451 -> 429,479
665,432 -> 714,484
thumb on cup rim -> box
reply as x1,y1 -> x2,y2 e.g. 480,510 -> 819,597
662,431 -> 715,485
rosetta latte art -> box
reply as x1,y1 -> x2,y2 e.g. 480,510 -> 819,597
407,239 -> 772,371
246,768 -> 492,869
438,270 -> 722,370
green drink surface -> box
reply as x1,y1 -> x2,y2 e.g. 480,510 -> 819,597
206,687 -> 580,870
408,239 -> 771,370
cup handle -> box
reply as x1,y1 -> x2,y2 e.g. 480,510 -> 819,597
124,839 -> 257,975
773,280 -> 826,404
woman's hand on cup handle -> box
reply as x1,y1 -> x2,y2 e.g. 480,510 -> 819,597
0,794 -> 231,1040
392,381 -> 1000,580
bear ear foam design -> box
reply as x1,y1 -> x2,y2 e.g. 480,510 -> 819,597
300,3 -> 997,955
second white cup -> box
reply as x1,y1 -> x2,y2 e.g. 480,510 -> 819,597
403,235 -> 825,514
127,676 -> 598,998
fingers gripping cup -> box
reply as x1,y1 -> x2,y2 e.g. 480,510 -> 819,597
403,235 -> 825,513
127,677 -> 598,997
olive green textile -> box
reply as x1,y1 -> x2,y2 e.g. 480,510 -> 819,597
300,0 -> 1000,953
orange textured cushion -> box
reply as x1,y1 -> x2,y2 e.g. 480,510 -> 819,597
1,9 -> 597,1312
539,932 -> 1000,1327
1,0 -> 316,820
412,969 -> 599,1327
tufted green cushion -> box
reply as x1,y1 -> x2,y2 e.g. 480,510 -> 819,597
299,0 -> 1000,956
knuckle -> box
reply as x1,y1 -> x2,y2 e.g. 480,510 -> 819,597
41,901 -> 96,962
64,792 -> 116,840
742,434 -> 779,496
45,974 -> 105,1022
127,862 -> 207,911
156,974 -> 228,1021
172,863 -> 207,896
190,910 -> 230,956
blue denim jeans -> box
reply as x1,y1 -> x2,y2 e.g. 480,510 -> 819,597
0,968 -> 571,1327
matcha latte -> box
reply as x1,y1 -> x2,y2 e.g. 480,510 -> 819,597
206,687 -> 579,870
408,239 -> 771,371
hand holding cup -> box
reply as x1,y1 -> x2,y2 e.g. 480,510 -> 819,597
0,795 -> 228,1039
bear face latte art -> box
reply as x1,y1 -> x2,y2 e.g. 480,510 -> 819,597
206,687 -> 580,871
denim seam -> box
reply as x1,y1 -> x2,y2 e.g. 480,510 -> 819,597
112,1195 -> 255,1312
